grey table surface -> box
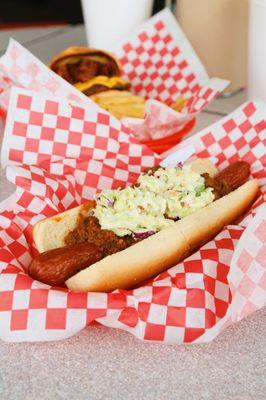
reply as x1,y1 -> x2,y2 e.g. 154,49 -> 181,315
0,25 -> 265,400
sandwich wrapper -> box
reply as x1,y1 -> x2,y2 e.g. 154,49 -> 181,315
0,86 -> 265,343
0,9 -> 229,142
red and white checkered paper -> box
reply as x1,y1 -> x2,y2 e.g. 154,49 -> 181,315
0,9 -> 228,141
122,78 -> 226,141
115,9 -> 229,139
0,39 -> 97,111
0,86 -> 265,343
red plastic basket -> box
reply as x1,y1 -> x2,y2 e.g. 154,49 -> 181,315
141,117 -> 196,154
0,108 -> 7,125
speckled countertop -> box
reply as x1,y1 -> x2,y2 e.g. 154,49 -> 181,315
0,309 -> 265,400
0,26 -> 265,400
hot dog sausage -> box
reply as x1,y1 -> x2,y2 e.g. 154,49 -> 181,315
203,161 -> 250,198
29,242 -> 103,286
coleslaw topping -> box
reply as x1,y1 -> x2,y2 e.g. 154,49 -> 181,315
94,165 -> 214,236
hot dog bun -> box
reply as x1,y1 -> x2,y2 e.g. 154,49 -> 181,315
33,200 -> 95,254
33,159 -> 217,253
65,179 -> 258,292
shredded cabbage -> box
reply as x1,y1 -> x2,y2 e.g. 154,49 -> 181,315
93,165 -> 215,236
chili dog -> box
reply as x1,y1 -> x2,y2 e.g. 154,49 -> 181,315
29,159 -> 258,292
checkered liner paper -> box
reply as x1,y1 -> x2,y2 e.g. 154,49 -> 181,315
0,9 -> 228,141
0,85 -> 265,343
